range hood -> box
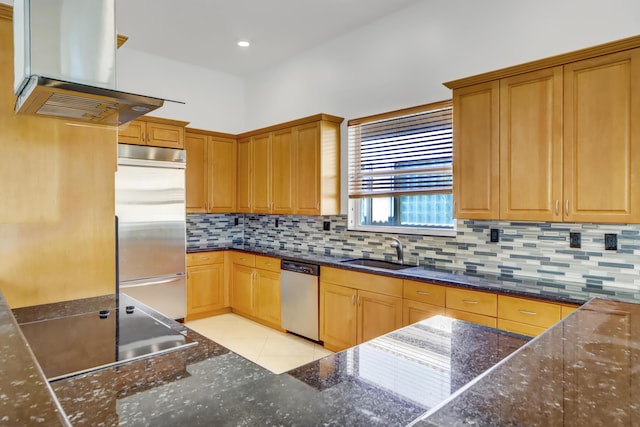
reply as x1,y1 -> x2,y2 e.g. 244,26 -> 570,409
13,0 -> 166,126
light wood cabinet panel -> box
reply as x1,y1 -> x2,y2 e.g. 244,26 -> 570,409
255,269 -> 281,327
118,120 -> 145,145
185,132 -> 208,213
403,280 -> 446,306
295,122 -> 321,215
563,48 -> 640,223
320,282 -> 357,352
562,304 -> 579,318
446,287 -> 497,317
498,295 -> 561,329
357,289 -> 402,343
499,67 -> 563,221
187,263 -> 225,319
236,137 -> 252,213
403,300 -> 445,326
271,129 -> 294,214
231,264 -> 255,316
497,318 -> 546,337
231,251 -> 255,267
255,255 -> 280,273
208,136 -> 237,213
118,117 -> 187,149
445,308 -> 497,328
186,251 -> 226,321
252,133 -> 272,213
453,81 -> 500,219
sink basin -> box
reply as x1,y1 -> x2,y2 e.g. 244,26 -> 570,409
339,258 -> 413,270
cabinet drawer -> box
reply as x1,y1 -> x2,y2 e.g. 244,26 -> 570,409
403,300 -> 445,326
497,318 -> 546,337
255,255 -> 280,273
321,267 -> 402,297
562,304 -> 580,318
231,251 -> 255,267
498,295 -> 561,328
186,251 -> 224,266
446,288 -> 497,317
403,280 -> 445,306
445,308 -> 497,328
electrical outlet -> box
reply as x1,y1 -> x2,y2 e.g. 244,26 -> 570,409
490,228 -> 499,243
234,217 -> 239,226
275,218 -> 279,228
604,233 -> 617,250
323,221 -> 331,231
569,232 -> 581,249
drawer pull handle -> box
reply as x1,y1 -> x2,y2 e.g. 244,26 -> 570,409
201,257 -> 210,261
462,300 -> 479,304
416,291 -> 430,296
518,310 -> 537,316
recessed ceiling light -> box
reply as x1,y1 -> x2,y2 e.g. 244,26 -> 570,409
237,40 -> 250,48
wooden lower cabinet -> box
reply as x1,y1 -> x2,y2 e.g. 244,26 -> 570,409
446,308 -> 497,328
186,252 -> 227,321
319,270 -> 402,352
230,252 -> 282,329
403,300 -> 445,326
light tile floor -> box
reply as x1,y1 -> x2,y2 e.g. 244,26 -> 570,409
186,313 -> 333,374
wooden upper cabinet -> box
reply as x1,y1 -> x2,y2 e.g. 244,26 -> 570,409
271,128 -> 294,214
499,67 -> 563,221
453,81 -> 500,219
252,133 -> 272,213
563,48 -> 640,223
185,132 -> 208,213
236,137 -> 252,213
209,136 -> 237,213
185,130 -> 237,214
236,114 -> 342,216
447,37 -> 640,224
118,117 -> 188,149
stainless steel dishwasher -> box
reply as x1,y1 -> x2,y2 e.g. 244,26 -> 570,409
280,260 -> 320,341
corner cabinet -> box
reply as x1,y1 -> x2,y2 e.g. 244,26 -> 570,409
118,116 -> 188,149
447,38 -> 640,224
236,114 -> 343,216
185,129 -> 237,213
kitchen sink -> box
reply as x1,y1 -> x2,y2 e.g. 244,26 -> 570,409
339,258 -> 413,270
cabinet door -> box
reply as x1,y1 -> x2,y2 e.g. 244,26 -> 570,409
118,120 -> 145,145
295,122 -> 321,215
185,132 -> 208,213
146,122 -> 184,149
187,263 -> 224,317
236,137 -> 252,213
254,269 -> 281,327
231,264 -> 254,316
320,282 -> 357,352
252,133 -> 272,213
209,136 -> 237,213
271,128 -> 294,214
402,299 -> 445,327
500,67 -> 563,221
563,48 -> 640,223
357,290 -> 402,344
453,81 -> 500,219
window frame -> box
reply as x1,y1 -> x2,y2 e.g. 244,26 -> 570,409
347,100 -> 456,237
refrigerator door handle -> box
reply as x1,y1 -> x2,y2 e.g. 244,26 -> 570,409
121,276 -> 184,289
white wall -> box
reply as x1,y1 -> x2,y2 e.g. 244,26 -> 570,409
244,0 -> 640,129
117,47 -> 246,133
243,0 -> 640,212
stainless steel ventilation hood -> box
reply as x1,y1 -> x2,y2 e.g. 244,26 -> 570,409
13,0 -> 168,126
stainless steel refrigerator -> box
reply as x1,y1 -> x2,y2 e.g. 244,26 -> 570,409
115,144 -> 187,320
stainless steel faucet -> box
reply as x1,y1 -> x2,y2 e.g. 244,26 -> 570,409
390,238 -> 404,264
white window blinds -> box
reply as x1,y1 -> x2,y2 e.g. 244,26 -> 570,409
348,101 -> 453,199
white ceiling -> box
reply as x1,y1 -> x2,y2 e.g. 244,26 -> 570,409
115,0 -> 424,76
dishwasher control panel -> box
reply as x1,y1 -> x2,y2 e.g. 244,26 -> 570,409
280,260 -> 320,276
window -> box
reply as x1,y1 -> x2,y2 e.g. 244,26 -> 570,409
347,101 -> 455,236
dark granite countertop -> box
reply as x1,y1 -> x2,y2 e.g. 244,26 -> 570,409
9,293 -> 528,426
4,291 -> 640,425
188,244 -> 587,305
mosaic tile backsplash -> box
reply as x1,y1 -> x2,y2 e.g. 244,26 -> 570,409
188,213 -> 640,302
